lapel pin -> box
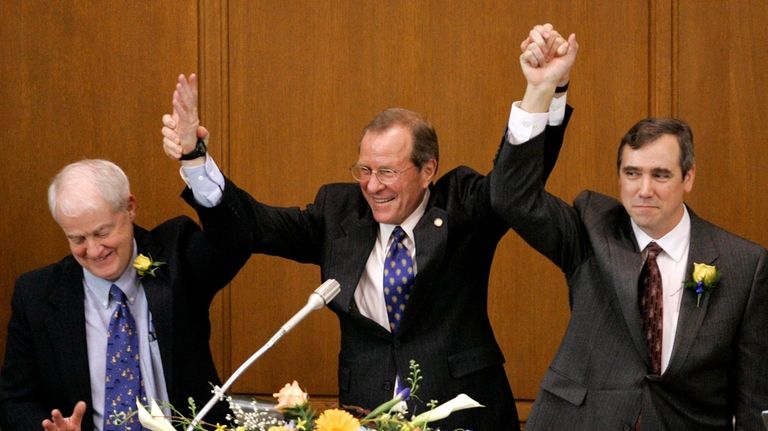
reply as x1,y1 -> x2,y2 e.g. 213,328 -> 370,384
433,217 -> 444,227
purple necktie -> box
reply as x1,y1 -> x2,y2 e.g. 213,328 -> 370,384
104,284 -> 145,430
384,226 -> 415,333
640,242 -> 663,375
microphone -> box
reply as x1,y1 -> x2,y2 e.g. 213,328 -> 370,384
185,279 -> 341,431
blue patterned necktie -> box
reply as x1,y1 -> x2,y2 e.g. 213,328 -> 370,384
104,284 -> 145,430
384,226 -> 415,333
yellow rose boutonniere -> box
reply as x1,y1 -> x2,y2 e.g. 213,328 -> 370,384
133,253 -> 166,278
684,262 -> 721,307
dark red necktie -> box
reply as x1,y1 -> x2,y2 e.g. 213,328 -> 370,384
640,242 -> 663,375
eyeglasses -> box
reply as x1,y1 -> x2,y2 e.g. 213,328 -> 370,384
350,164 -> 416,185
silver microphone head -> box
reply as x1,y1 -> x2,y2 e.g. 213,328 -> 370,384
315,278 -> 341,304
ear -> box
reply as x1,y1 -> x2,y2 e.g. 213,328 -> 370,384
126,194 -> 137,221
420,159 -> 438,187
683,164 -> 696,192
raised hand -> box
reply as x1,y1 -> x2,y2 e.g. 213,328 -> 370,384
42,401 -> 86,431
519,23 -> 578,89
161,73 -> 204,160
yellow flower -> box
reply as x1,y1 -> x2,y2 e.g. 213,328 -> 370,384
133,254 -> 152,275
315,408 -> 360,431
273,380 -> 309,411
133,253 -> 165,278
693,263 -> 718,285
268,427 -> 288,431
214,424 -> 228,431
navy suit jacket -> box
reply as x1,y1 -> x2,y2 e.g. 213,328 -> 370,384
235,113 -> 570,431
0,179 -> 253,430
491,126 -> 768,430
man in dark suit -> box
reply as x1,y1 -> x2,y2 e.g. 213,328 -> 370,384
0,159 -> 253,430
491,25 -> 768,430
160,24 -> 573,430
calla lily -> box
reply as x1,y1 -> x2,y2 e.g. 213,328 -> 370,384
410,393 -> 483,426
137,398 -> 175,431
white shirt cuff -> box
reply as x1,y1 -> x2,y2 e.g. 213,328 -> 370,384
506,94 -> 567,145
179,156 -> 225,208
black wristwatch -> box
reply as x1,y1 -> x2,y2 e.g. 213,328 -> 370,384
179,138 -> 207,160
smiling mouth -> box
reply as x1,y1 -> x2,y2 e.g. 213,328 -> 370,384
374,197 -> 395,204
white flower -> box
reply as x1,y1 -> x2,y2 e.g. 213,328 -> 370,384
137,399 -> 175,431
410,393 -> 484,425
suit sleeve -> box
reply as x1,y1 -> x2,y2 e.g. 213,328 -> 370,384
735,247 -> 768,429
0,282 -> 57,430
489,106 -> 588,272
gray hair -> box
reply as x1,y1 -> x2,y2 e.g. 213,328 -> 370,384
48,159 -> 130,221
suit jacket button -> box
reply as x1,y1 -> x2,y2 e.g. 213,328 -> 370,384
623,425 -> 631,431
393,339 -> 401,348
383,381 -> 392,391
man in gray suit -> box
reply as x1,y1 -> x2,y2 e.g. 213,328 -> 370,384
491,25 -> 768,430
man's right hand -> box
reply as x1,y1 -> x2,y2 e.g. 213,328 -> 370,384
41,401 -> 86,431
161,73 -> 207,161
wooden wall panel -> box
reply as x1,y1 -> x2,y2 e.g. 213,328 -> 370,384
0,0 -> 201,363
1,0 -> 765,426
675,0 -> 768,248
222,0 -> 651,404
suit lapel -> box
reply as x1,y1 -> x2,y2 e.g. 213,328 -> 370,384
397,206 -> 448,334
665,211 -> 718,375
604,212 -> 651,367
44,260 -> 93,407
328,210 -> 378,316
134,227 -> 174,390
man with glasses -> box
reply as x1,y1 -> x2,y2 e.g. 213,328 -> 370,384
161,24 -> 574,430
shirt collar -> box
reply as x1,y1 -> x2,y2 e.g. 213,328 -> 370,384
379,188 -> 430,243
631,206 -> 691,262
82,239 -> 141,308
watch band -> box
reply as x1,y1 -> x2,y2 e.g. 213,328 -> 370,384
179,138 -> 207,161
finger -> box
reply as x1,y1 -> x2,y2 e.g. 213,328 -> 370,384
164,136 -> 183,159
196,126 -> 210,141
545,30 -> 562,59
71,401 -> 87,426
162,114 -> 176,129
161,126 -> 180,143
528,28 -> 547,51
526,42 -> 546,65
51,409 -> 68,429
566,33 -> 579,55
42,419 -> 57,431
520,50 -> 541,68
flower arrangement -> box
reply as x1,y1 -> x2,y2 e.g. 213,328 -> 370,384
134,361 -> 482,431
684,262 -> 721,307
133,253 -> 166,278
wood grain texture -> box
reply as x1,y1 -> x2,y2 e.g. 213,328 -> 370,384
1,3 -> 765,425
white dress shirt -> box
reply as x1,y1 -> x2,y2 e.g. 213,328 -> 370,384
83,241 -> 168,430
631,207 -> 691,374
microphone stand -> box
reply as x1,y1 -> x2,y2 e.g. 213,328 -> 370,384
185,279 -> 341,431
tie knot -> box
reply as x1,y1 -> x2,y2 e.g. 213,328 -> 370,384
109,284 -> 128,304
392,226 -> 407,243
646,242 -> 662,259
